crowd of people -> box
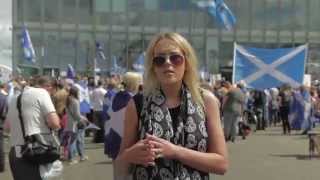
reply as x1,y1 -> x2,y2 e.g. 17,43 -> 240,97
200,79 -> 320,142
0,32 -> 319,180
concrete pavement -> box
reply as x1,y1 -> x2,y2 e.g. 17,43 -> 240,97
1,126 -> 319,180
216,126 -> 319,180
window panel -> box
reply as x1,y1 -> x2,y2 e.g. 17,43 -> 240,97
292,1 -> 307,31
235,0 -> 250,30
309,0 -> 320,31
252,1 -> 265,30
44,0 -> 59,23
76,33 -> 93,72
96,0 -> 111,25
110,34 -> 126,69
17,0 -> 23,22
113,0 -> 126,13
144,0 -> 158,10
43,32 -> 59,67
128,33 -> 144,70
62,0 -> 76,24
190,36 -> 205,68
112,0 -> 128,27
79,0 -> 93,24
25,0 -> 41,22
60,32 -> 76,71
265,0 -> 280,31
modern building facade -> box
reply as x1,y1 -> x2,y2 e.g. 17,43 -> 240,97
12,0 -> 320,79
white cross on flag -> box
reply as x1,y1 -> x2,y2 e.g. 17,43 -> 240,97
233,43 -> 307,89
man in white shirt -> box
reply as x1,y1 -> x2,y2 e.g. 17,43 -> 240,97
5,76 -> 60,180
90,80 -> 107,143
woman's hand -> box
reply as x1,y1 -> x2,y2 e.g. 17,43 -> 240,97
146,133 -> 179,160
124,139 -> 156,167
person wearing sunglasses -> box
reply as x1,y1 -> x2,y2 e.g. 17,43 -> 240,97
116,32 -> 228,180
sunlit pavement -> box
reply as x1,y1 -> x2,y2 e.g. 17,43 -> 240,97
1,126 -> 319,180
216,126 -> 319,180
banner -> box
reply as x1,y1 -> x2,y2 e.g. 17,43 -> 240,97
196,0 -> 236,31
21,26 -> 36,63
133,52 -> 145,73
233,43 -> 307,90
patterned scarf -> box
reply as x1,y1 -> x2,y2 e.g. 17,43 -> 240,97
133,84 -> 209,180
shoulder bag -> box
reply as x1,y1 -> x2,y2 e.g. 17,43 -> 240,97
17,92 -> 60,164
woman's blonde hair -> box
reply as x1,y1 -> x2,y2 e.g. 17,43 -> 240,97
144,32 -> 203,106
122,71 -> 142,93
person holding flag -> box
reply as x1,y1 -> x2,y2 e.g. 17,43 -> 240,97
96,42 -> 106,61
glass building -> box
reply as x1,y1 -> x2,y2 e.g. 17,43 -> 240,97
12,0 -> 320,79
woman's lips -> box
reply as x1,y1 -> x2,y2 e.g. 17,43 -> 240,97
163,70 -> 175,74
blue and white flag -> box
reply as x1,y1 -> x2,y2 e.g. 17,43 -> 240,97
104,91 -> 132,159
67,64 -> 76,79
233,43 -> 307,90
96,42 -> 106,60
133,52 -> 145,73
21,26 -> 36,63
196,0 -> 236,31
111,56 -> 126,74
290,90 -> 312,130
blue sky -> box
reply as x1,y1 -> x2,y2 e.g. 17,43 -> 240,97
0,0 -> 11,67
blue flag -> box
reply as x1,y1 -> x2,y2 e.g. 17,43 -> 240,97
196,0 -> 236,31
67,64 -> 76,79
233,44 -> 307,90
96,42 -> 106,60
290,90 -> 312,130
21,26 -> 36,63
110,56 -> 125,74
133,52 -> 145,73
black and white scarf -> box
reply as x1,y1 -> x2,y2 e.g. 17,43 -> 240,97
133,84 -> 210,180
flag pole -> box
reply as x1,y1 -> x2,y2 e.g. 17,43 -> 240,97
93,56 -> 96,86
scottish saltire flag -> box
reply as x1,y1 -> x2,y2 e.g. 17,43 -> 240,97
196,0 -> 236,31
233,43 -> 307,90
96,42 -> 106,60
21,26 -> 36,63
133,52 -> 145,73
73,81 -> 91,114
67,64 -> 76,79
290,90 -> 312,130
104,91 -> 132,159
102,88 -> 118,142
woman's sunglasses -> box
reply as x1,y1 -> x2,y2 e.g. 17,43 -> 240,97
153,54 -> 184,67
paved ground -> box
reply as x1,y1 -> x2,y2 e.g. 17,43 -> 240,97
216,126 -> 320,180
1,126 -> 319,180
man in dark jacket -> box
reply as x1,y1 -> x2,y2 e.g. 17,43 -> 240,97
0,82 -> 8,172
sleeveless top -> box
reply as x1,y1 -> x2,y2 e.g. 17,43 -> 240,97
132,85 -> 209,180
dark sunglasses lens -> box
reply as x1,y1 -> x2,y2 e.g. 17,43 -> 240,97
169,55 -> 184,66
153,56 -> 166,66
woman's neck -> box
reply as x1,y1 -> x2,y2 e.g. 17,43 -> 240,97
161,82 -> 182,107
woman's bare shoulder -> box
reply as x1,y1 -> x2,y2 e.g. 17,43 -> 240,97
201,89 -> 220,107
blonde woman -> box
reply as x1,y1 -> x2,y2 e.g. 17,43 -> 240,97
116,32 -> 228,179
